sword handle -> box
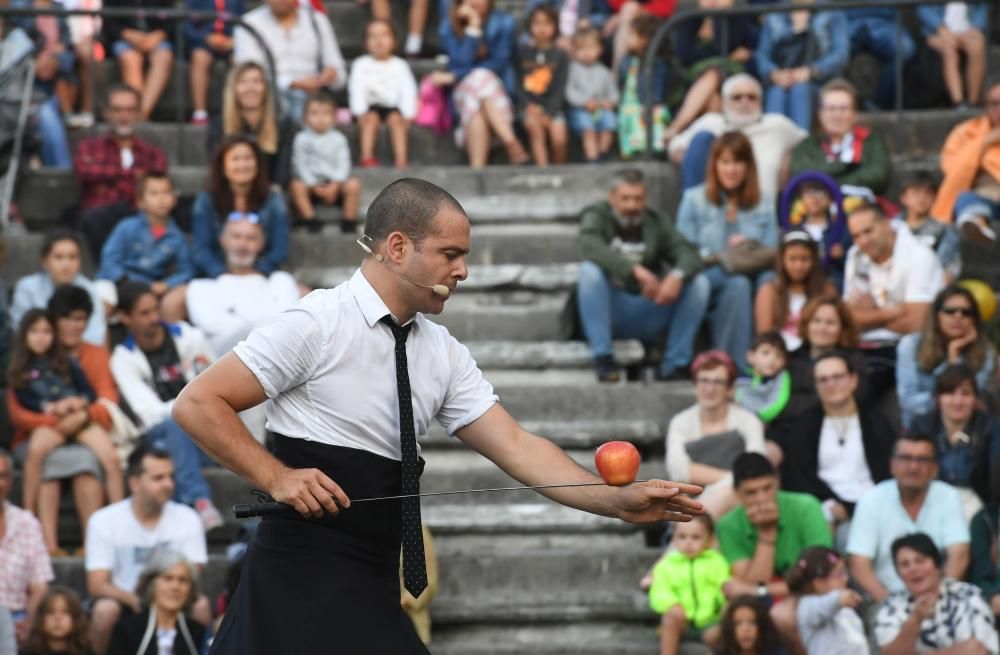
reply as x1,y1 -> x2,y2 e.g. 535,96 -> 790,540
232,501 -> 296,518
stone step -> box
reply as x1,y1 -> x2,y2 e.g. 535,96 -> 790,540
422,418 -> 663,449
433,624 -> 714,655
296,262 -> 580,293
466,340 -> 644,369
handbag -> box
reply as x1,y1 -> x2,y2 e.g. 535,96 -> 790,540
719,239 -> 777,276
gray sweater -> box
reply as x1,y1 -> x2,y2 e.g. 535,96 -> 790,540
797,590 -> 869,655
291,127 -> 351,186
565,61 -> 619,108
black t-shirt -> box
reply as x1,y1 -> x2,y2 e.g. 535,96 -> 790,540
142,335 -> 188,402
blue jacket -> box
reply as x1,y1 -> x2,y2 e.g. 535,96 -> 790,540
896,332 -> 997,429
441,10 -> 517,93
185,0 -> 246,44
676,184 -> 779,257
98,214 -> 195,288
754,11 -> 849,82
917,4 -> 989,37
190,190 -> 290,278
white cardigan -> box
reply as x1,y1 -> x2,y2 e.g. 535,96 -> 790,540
664,403 -> 766,482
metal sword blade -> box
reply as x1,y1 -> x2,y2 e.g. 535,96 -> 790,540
350,479 -> 650,503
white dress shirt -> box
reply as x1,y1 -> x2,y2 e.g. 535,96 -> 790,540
817,414 -> 874,504
233,270 -> 498,461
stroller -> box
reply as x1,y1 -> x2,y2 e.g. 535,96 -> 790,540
0,26 -> 45,228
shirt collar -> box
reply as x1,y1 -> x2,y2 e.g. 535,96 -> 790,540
349,269 -> 417,329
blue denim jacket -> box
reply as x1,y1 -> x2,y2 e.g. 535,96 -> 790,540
896,332 -> 997,429
441,10 -> 517,93
190,190 -> 290,278
97,214 -> 195,288
754,11 -> 849,81
916,4 -> 989,37
10,273 -> 106,346
676,184 -> 779,257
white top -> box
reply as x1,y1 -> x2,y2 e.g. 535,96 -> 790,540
664,403 -> 766,483
234,4 -> 347,91
781,292 -> 807,351
817,414 -> 874,503
233,269 -> 499,461
187,272 -> 300,355
667,113 -> 808,198
943,3 -> 971,33
348,55 -> 419,119
843,221 -> 945,343
85,499 -> 207,594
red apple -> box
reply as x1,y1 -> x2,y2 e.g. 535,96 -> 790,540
595,441 -> 640,486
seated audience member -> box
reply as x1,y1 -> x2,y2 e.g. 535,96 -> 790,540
101,0 -> 175,120
663,0 -> 756,142
0,449 -> 54,647
110,282 -> 223,528
191,136 -> 290,278
186,216 -> 300,354
9,286 -> 122,555
777,173 -> 852,290
10,229 -> 105,346
184,0 -> 245,125
569,168 -> 709,382
517,6 -> 569,166
289,93 -> 363,234
734,333 -> 791,428
525,0 -> 611,53
841,6 -> 915,110
911,364 -> 1000,519
677,132 -> 778,371
233,0 -> 346,121
349,20 -> 418,169
874,533 -> 998,655
754,1 -> 849,130
754,232 -> 836,351
785,547 -> 868,655
616,14 -> 669,159
401,525 -> 439,646
97,173 -> 194,323
107,551 -> 206,655
367,0 -> 429,56
208,62 -> 296,187
843,202 -> 945,392
717,596 -> 784,655
932,77 -> 1000,245
86,446 -> 208,654
668,74 -> 807,197
565,27 -> 618,163
789,79 -> 891,196
847,433 -> 970,602
603,0 -> 666,73
897,286 -> 995,428
667,351 -> 767,518
897,172 -> 962,282
776,352 -> 894,546
21,585 -> 92,655
8,311 -> 124,549
649,515 -> 729,654
716,453 -> 832,648
970,504 -> 1000,621
918,3 -> 988,109
441,0 -> 527,167
74,86 -> 168,259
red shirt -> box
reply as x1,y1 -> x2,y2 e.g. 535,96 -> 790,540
607,0 -> 675,18
73,133 -> 168,210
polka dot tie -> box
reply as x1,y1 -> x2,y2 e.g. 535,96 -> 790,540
381,316 -> 428,599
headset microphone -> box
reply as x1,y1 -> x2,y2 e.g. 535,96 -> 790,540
356,238 -> 451,299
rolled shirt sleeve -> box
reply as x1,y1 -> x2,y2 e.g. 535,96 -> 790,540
436,336 -> 498,435
233,304 -> 327,399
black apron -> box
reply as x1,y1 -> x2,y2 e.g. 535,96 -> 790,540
210,435 -> 432,654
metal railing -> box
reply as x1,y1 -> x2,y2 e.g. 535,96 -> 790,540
642,0 -> 994,157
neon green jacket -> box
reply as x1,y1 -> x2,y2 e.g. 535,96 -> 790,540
648,549 -> 731,628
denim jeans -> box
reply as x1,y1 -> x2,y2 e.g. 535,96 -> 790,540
765,82 -> 814,130
848,17 -> 916,109
145,417 -> 215,506
954,191 -> 1000,226
35,96 -> 71,169
681,131 -> 717,191
576,261 -> 711,376
703,265 -> 755,372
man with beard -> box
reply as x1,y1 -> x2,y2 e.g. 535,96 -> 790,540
567,168 -> 710,382
73,85 -> 168,258
186,216 -> 300,354
667,74 -> 807,197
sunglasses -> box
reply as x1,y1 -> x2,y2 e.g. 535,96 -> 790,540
729,93 -> 759,102
227,211 -> 261,224
939,306 -> 974,318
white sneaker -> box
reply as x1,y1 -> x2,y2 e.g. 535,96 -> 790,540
65,112 -> 95,128
957,213 -> 996,245
195,498 -> 225,532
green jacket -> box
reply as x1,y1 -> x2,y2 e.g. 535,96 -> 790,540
560,201 -> 703,339
648,549 -> 731,628
789,129 -> 891,195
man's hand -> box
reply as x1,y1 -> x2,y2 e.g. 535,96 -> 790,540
846,291 -> 877,311
654,274 -> 682,306
745,499 -> 779,530
268,465 -> 351,518
838,589 -> 862,609
632,264 -> 660,300
612,479 -> 704,525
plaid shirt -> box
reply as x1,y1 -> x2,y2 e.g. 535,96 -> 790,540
74,133 -> 167,210
0,502 -> 54,611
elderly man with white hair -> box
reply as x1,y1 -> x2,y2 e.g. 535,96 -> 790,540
668,74 -> 808,197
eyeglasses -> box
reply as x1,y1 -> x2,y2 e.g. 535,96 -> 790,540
729,93 -> 759,102
695,377 -> 729,388
820,105 -> 853,114
893,454 -> 936,466
227,211 -> 261,224
815,372 -> 849,386
939,306 -> 974,318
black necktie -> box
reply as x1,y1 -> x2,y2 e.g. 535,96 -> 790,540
381,316 -> 428,598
